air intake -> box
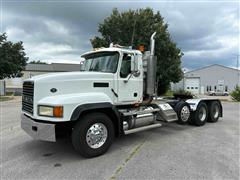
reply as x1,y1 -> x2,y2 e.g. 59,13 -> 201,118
22,81 -> 34,115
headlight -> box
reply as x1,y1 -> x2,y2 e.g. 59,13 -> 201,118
38,105 -> 63,118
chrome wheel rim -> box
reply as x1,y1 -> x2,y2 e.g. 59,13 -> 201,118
181,106 -> 190,122
213,105 -> 219,118
86,123 -> 108,149
199,107 -> 207,121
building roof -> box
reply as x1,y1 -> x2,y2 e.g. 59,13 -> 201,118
25,63 -> 80,72
185,64 -> 240,74
51,63 -> 80,72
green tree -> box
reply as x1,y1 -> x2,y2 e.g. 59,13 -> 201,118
0,33 -> 28,79
91,8 -> 183,94
29,60 -> 47,64
230,85 -> 240,101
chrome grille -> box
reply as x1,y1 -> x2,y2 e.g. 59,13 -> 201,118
22,81 -> 34,114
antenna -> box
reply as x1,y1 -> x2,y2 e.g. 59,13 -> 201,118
131,12 -> 137,48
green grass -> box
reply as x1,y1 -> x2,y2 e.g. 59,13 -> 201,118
6,92 -> 14,96
0,96 -> 14,101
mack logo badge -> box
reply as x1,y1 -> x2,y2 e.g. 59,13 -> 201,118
23,95 -> 33,103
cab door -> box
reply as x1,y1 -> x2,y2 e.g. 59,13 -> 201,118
117,53 -> 142,104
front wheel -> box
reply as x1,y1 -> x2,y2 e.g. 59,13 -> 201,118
71,112 -> 114,158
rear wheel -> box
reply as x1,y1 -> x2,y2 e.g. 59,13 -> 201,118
207,101 -> 221,123
71,112 -> 114,158
191,102 -> 208,126
174,101 -> 191,124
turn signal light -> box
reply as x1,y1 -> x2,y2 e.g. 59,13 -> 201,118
138,45 -> 144,52
53,106 -> 63,117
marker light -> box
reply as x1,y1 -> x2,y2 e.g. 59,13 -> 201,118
38,105 -> 63,118
138,45 -> 144,52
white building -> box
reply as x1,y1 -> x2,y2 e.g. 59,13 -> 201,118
4,63 -> 80,92
172,64 -> 240,94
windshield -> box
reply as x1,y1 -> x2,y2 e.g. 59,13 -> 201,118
80,51 -> 119,73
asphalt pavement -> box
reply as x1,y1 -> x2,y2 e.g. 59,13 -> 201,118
0,100 -> 239,180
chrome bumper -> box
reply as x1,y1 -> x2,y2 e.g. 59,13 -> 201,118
21,114 -> 56,142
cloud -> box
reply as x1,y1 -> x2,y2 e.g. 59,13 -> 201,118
161,3 -> 239,69
6,27 -> 27,40
185,36 -> 238,57
2,0 -> 239,70
44,20 -> 69,35
4,11 -> 88,63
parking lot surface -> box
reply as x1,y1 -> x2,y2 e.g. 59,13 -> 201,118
1,101 -> 239,180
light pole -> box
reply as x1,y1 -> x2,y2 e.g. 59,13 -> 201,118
232,54 -> 240,86
237,55 -> 239,86
182,68 -> 186,91
236,55 -> 239,87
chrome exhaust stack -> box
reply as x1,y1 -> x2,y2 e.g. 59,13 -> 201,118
150,32 -> 156,56
146,32 -> 157,96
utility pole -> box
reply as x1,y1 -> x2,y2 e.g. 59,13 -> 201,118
232,54 -> 240,86
237,55 -> 240,86
182,68 -> 186,91
236,55 -> 239,86
130,12 -> 137,49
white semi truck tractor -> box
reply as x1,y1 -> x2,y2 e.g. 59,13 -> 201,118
21,32 -> 222,157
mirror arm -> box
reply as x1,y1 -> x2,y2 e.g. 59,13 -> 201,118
124,73 -> 133,83
133,70 -> 140,77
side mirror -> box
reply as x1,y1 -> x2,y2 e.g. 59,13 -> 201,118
80,61 -> 85,71
131,55 -> 138,72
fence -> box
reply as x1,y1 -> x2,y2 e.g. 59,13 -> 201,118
0,80 -> 6,96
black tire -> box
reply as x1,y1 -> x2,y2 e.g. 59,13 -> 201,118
207,101 -> 221,123
174,101 -> 191,124
191,102 -> 208,126
71,112 -> 114,158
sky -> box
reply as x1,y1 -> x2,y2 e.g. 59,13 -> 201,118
1,0 -> 239,71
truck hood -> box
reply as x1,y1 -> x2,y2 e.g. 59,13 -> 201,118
23,71 -> 116,120
28,71 -> 114,83
25,71 -> 115,108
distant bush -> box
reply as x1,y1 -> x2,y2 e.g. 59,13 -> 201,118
162,90 -> 174,97
173,89 -> 194,99
230,86 -> 240,101
173,89 -> 193,96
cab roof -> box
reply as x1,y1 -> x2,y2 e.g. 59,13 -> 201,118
81,47 -> 142,57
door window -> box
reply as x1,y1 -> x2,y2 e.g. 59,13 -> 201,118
120,53 -> 132,78
225,86 -> 228,92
